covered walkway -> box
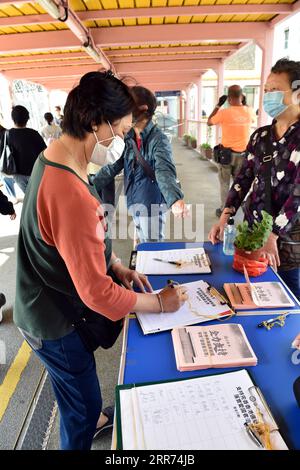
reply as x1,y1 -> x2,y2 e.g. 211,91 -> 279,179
0,0 -> 300,137
0,138 -> 243,449
0,0 -> 299,452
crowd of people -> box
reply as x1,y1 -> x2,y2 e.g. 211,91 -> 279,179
0,58 -> 299,450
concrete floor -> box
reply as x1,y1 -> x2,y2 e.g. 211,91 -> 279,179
0,138 -> 242,450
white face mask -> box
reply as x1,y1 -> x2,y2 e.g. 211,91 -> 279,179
91,121 -> 125,166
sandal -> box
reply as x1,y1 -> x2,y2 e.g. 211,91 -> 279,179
93,406 -> 114,439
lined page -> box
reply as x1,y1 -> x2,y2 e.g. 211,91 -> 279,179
119,370 -> 288,450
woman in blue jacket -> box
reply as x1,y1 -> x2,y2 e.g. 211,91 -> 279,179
94,86 -> 187,243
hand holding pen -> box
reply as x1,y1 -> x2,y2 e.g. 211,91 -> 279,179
156,280 -> 188,313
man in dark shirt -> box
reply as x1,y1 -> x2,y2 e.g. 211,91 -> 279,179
4,105 -> 46,196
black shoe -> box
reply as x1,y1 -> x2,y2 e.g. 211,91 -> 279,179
93,406 -> 114,440
0,293 -> 6,322
0,293 -> 6,308
215,208 -> 223,218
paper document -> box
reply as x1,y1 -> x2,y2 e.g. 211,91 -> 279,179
117,369 -> 288,450
135,248 -> 211,275
136,280 -> 232,335
171,324 -> 257,371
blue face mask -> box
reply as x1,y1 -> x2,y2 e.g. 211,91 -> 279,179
263,91 -> 288,118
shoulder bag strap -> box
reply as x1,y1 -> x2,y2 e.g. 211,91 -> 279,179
130,128 -> 156,182
131,139 -> 155,182
261,136 -> 274,215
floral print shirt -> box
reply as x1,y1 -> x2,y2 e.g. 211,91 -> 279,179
225,119 -> 300,237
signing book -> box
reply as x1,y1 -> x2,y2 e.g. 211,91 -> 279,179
224,266 -> 296,311
171,324 -> 257,372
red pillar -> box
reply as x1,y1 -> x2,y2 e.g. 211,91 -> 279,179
257,27 -> 275,128
179,93 -> 184,138
197,75 -> 203,146
185,86 -> 191,136
216,60 -> 224,144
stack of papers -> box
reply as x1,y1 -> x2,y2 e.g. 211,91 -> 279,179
171,324 -> 257,371
135,247 -> 211,275
116,369 -> 288,450
136,280 -> 232,335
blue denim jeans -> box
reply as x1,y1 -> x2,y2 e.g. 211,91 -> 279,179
133,212 -> 167,243
33,330 -> 102,450
278,268 -> 300,300
14,174 -> 30,194
1,174 -> 29,197
1,175 -> 16,198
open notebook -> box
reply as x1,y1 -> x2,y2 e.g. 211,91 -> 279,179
224,266 -> 296,311
135,247 -> 211,275
116,369 -> 288,450
136,280 -> 233,335
171,324 -> 257,371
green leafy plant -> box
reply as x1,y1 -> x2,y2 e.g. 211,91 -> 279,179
200,143 -> 212,150
190,136 -> 197,148
182,134 -> 190,145
200,142 -> 213,159
234,210 -> 273,252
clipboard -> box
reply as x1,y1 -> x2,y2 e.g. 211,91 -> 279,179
115,369 -> 289,450
129,250 -> 137,270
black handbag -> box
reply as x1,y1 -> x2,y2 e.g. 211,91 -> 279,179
69,303 -> 123,352
69,268 -> 124,352
213,144 -> 232,165
49,269 -> 124,353
0,130 -> 17,175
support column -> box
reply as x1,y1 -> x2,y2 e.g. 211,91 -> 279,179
0,74 -> 13,127
257,27 -> 275,127
197,75 -> 203,146
185,86 -> 191,136
178,92 -> 184,138
216,60 -> 224,144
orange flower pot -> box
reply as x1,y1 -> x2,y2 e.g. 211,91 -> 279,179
233,247 -> 268,277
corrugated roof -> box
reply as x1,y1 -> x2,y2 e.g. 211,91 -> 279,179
0,0 -> 298,89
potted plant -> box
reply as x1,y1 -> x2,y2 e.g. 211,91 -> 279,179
182,134 -> 190,146
190,136 -> 197,149
233,210 -> 273,275
200,143 -> 213,159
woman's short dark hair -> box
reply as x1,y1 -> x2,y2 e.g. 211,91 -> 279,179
131,86 -> 157,119
44,112 -> 54,125
11,105 -> 29,127
62,70 -> 135,139
271,58 -> 300,91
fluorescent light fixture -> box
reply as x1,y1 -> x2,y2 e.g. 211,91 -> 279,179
84,45 -> 102,63
37,0 -> 61,19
